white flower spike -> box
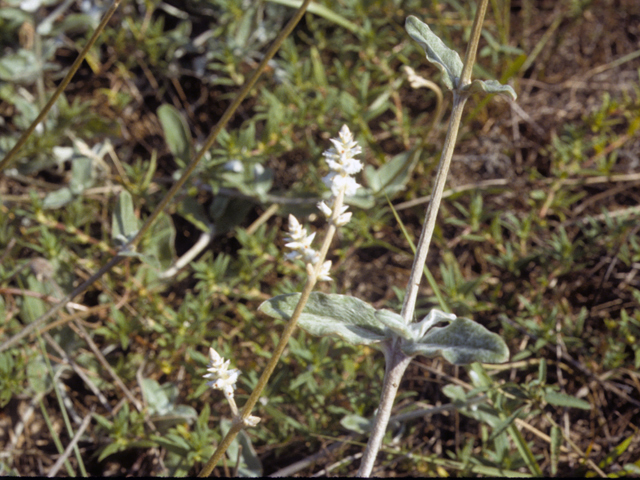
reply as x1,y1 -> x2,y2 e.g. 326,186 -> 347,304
322,125 -> 363,179
203,347 -> 241,398
284,214 -> 320,266
283,125 -> 363,283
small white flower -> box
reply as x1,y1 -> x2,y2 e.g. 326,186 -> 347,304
286,215 -> 305,239
317,261 -> 333,282
317,201 -> 333,218
302,248 -> 320,265
203,347 -> 241,398
335,211 -> 352,227
322,125 -> 363,175
244,415 -> 261,427
284,214 -> 320,266
324,173 -> 360,197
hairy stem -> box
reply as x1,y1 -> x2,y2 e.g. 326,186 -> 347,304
358,0 -> 490,476
401,0 -> 489,325
357,344 -> 413,477
400,91 -> 467,323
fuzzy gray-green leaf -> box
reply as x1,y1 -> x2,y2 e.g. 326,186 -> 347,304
375,309 -> 413,340
402,317 -> 509,365
467,78 -> 517,100
405,15 -> 463,90
157,104 -> 192,164
259,292 -> 390,346
112,190 -> 139,245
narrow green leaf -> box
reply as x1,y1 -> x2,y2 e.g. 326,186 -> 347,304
508,423 -> 543,476
157,104 -> 192,164
91,413 -> 113,430
141,150 -> 157,192
97,442 -> 124,462
538,358 -> 547,385
544,390 -> 591,410
402,317 -> 509,365
310,46 -> 328,88
551,425 -> 561,476
489,406 -> 524,441
405,15 -> 463,90
151,433 -> 190,455
259,292 -> 390,346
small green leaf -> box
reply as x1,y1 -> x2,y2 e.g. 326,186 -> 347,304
27,356 -> 50,394
97,442 -> 124,462
0,49 -> 57,83
544,390 -> 591,410
364,149 -> 420,197
92,412 -> 113,430
111,190 -> 139,245
157,104 -> 192,164
211,197 -> 254,235
151,433 -> 190,455
405,15 -> 463,90
340,414 -> 373,434
466,78 -> 517,100
599,434 -> 636,469
141,378 -> 171,416
402,317 -> 509,365
259,292 -> 390,346
69,156 -> 94,194
489,406 -> 524,441
252,164 -> 273,201
43,187 -> 73,209
442,384 -> 467,403
140,212 -> 175,270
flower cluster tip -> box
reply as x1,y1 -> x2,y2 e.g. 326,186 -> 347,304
203,347 -> 241,398
284,125 -> 363,282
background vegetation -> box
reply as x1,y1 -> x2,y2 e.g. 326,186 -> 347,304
1,0 -> 639,476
